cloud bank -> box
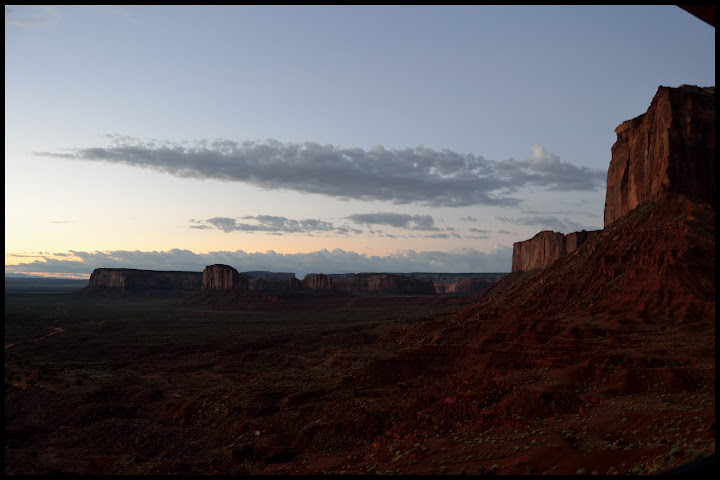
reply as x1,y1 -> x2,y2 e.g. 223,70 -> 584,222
39,136 -> 606,207
196,215 -> 356,235
5,246 -> 513,279
346,213 -> 439,231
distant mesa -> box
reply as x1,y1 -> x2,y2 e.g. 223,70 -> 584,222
77,268 -> 202,297
511,84 -> 715,273
77,265 -> 503,301
201,264 -> 250,291
512,230 -> 598,273
301,273 -> 335,292
184,264 -> 280,308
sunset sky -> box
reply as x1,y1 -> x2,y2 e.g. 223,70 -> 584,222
5,5 -> 715,279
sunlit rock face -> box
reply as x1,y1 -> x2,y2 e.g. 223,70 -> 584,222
604,85 -> 715,227
201,264 -> 249,291
512,230 -> 599,273
512,85 -> 714,274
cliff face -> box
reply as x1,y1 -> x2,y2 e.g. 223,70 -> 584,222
298,273 -> 436,295
512,230 -> 599,273
202,264 -> 249,291
604,85 -> 715,227
302,274 -> 334,291
437,277 -> 497,296
83,268 -> 202,296
335,274 -> 436,295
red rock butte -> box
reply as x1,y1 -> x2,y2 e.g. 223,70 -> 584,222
512,84 -> 714,273
604,85 -> 715,227
201,264 -> 249,291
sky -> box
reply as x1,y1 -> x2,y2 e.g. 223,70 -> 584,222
5,5 -> 715,279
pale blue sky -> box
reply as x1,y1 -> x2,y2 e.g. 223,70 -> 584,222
5,5 -> 715,278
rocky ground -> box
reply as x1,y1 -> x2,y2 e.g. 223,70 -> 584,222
4,195 -> 715,475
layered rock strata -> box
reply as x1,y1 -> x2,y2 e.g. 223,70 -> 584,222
335,273 -> 436,295
604,85 -> 715,227
301,274 -> 334,291
202,264 -> 249,291
80,268 -> 202,296
512,230 -> 599,273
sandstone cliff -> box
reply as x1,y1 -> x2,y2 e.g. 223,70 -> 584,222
79,268 -> 202,296
286,276 -> 303,292
436,277 -> 498,296
201,264 -> 249,291
512,230 -> 599,272
302,273 -> 334,291
334,273 -> 436,295
604,85 -> 715,227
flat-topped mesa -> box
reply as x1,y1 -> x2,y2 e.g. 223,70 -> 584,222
512,230 -> 599,273
301,273 -> 334,291
335,273 -> 436,295
201,264 -> 249,291
82,268 -> 202,296
604,85 -> 715,227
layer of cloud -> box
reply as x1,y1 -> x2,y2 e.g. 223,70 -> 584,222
496,214 -> 598,233
39,136 -> 606,207
5,5 -> 62,26
346,213 -> 438,231
5,246 -> 513,279
199,215 -> 356,235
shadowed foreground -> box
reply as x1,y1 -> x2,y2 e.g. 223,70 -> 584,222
5,194 -> 714,475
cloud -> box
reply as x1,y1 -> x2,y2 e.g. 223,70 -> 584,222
90,5 -> 131,20
5,5 -> 62,26
5,246 -> 513,279
198,215 -> 353,235
39,136 -> 606,208
498,145 -> 605,191
346,212 -> 439,231
496,214 -> 597,233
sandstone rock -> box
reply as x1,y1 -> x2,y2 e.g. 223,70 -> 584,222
512,230 -> 599,272
202,264 -> 249,291
302,273 -> 334,291
334,274 -> 436,295
81,268 -> 202,296
364,274 -> 435,295
440,277 -> 497,296
604,85 -> 715,227
286,277 -> 302,292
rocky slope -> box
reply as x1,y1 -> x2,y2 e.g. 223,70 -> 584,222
7,84 -> 714,476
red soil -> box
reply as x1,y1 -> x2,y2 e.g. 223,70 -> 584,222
4,195 -> 714,475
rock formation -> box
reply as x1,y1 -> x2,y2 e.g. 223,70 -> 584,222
78,268 -> 202,296
436,277 -> 497,296
334,274 -> 436,295
604,85 -> 715,227
513,85 -> 714,274
201,264 -> 249,291
512,230 -> 598,272
302,273 -> 334,291
286,276 -> 303,292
